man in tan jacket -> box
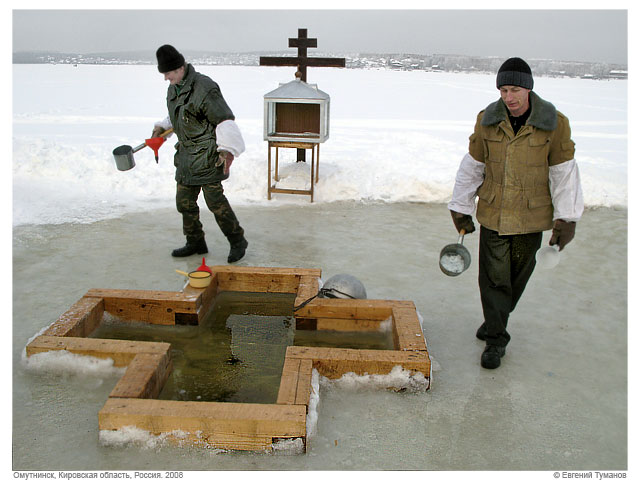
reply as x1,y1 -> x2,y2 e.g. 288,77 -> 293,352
448,57 -> 584,369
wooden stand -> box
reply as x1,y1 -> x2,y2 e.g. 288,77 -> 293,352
268,141 -> 320,202
25,265 -> 430,452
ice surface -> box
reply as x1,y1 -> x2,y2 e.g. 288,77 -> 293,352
12,203 -> 628,471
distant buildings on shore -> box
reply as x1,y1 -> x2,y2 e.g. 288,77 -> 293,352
12,50 -> 627,80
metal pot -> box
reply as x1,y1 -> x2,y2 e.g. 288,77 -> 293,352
112,144 -> 139,171
439,230 -> 471,277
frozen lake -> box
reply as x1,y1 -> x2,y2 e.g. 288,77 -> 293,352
12,203 -> 627,470
11,65 -> 628,472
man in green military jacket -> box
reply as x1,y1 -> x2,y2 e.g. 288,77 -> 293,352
152,45 -> 248,263
448,57 -> 584,369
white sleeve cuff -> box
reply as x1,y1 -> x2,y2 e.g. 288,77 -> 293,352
154,116 -> 172,130
550,159 -> 584,222
447,153 -> 485,215
216,120 -> 245,157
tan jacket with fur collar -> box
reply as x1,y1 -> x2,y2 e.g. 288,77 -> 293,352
468,91 -> 576,235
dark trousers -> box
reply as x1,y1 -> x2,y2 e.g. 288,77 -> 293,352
478,226 -> 542,347
176,182 -> 244,245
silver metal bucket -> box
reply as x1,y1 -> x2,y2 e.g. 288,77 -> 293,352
439,232 -> 471,276
112,144 -> 138,171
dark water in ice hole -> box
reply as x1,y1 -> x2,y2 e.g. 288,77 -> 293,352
91,291 -> 394,404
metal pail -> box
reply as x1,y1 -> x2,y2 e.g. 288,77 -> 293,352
439,234 -> 472,276
112,145 -> 136,171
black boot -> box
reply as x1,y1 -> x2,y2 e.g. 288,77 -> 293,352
171,238 -> 208,257
481,345 -> 506,369
227,238 -> 248,263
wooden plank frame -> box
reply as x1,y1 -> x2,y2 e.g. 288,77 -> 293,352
25,265 -> 430,452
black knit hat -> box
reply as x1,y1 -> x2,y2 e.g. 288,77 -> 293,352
496,57 -> 534,90
156,45 -> 185,73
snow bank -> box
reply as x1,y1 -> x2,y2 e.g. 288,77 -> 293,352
12,65 -> 627,226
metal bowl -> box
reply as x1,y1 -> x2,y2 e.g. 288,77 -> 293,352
439,236 -> 471,277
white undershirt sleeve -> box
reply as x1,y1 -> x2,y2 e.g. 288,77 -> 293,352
447,153 -> 485,215
215,120 -> 246,157
154,116 -> 172,130
549,158 -> 584,222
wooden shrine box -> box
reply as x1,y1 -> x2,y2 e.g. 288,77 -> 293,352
264,79 -> 330,143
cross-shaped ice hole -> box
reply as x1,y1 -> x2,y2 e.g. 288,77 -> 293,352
91,291 -> 395,404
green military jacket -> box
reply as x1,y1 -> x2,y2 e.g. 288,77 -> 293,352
167,63 -> 235,185
468,91 -> 576,235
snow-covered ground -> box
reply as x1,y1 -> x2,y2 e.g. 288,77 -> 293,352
11,65 -> 628,472
12,65 -> 627,226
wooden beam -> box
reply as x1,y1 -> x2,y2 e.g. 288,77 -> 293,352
295,298 -> 415,321
277,357 -> 313,408
43,296 -> 105,337
312,317 -> 388,332
84,289 -> 200,325
268,187 -> 312,197
259,57 -> 345,68
181,273 -> 219,322
268,141 -> 317,149
25,335 -> 171,368
99,398 -> 307,451
109,353 -> 172,399
294,275 -> 320,310
210,265 -> 322,277
213,268 -> 320,294
392,306 -> 428,352
295,359 -> 314,407
289,36 -> 317,49
285,346 -> 430,380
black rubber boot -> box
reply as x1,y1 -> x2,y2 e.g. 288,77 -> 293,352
171,238 -> 208,257
227,238 -> 248,263
481,345 -> 506,369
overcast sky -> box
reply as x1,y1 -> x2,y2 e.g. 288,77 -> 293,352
11,8 -> 629,64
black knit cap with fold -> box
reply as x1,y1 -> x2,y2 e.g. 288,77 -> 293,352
156,45 -> 185,73
496,57 -> 534,90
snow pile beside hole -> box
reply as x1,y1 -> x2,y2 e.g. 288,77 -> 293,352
320,365 -> 429,394
22,350 -> 125,379
272,437 -> 305,455
306,369 -> 321,438
99,426 -> 201,450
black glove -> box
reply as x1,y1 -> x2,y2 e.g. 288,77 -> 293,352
549,219 -> 576,251
450,210 -> 475,234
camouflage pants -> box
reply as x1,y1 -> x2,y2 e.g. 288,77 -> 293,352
176,182 -> 244,245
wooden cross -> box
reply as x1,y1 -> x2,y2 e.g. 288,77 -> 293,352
261,28 -> 345,162
260,28 -> 345,82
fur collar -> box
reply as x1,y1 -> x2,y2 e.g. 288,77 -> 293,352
481,91 -> 558,131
